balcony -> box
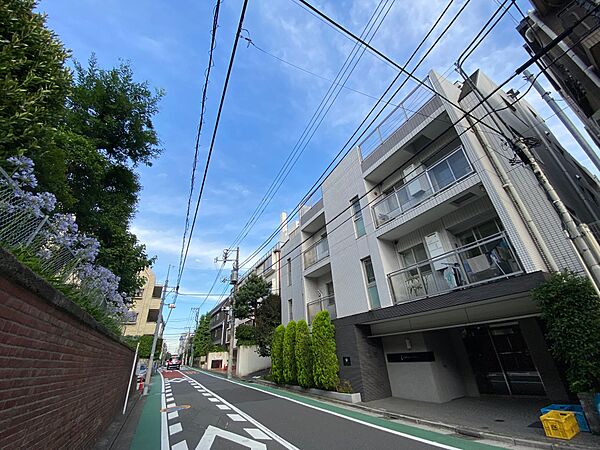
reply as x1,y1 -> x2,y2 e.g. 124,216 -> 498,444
388,232 -> 522,304
372,147 -> 473,228
303,237 -> 329,269
307,295 -> 337,325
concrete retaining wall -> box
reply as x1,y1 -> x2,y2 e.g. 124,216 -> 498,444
0,249 -> 135,448
236,345 -> 271,377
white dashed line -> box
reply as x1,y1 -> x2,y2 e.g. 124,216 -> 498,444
208,398 -> 219,403
167,402 -> 176,408
169,423 -> 182,435
171,440 -> 188,450
216,404 -> 231,410
227,414 -> 246,422
245,428 -> 272,440
167,411 -> 179,420
202,393 -> 211,397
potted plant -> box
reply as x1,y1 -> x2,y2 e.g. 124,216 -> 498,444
532,271 -> 600,434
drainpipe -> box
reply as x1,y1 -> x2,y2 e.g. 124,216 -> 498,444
455,66 -> 559,272
526,12 -> 600,89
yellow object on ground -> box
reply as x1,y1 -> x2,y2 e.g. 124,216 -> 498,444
540,410 -> 580,440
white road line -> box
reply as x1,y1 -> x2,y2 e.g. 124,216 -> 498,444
160,373 -> 169,450
168,411 -> 179,420
208,398 -> 219,403
171,441 -> 188,450
169,423 -> 183,435
244,428 -> 272,440
216,404 -> 231,410
201,393 -> 211,397
167,402 -> 176,408
193,369 -> 460,450
227,414 -> 246,422
178,371 -> 298,450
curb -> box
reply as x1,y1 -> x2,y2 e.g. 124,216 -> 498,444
243,378 -> 597,450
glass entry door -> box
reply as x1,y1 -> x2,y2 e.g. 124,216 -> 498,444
462,323 -> 545,396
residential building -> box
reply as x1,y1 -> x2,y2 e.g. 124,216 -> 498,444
209,297 -> 228,347
280,69 -> 600,403
518,0 -> 600,147
123,267 -> 163,336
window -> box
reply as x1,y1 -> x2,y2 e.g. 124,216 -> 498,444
428,148 -> 471,192
288,299 -> 293,321
351,197 -> 366,237
287,258 -> 292,286
362,257 -> 380,309
147,309 -> 159,323
152,286 -> 163,298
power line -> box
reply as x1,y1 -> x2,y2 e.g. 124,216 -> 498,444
177,0 -> 221,296
175,0 -> 250,298
228,0 -> 397,250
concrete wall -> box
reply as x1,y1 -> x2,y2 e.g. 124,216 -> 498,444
236,345 -> 271,377
0,249 -> 135,449
206,351 -> 229,370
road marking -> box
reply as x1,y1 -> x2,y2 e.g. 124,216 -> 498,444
196,425 -> 266,450
216,404 -> 231,410
167,402 -> 176,408
178,371 -> 298,450
192,369 -> 462,450
160,372 -> 169,450
227,413 -> 246,422
171,440 -> 189,450
169,423 -> 183,435
166,395 -> 173,401
201,393 -> 211,397
168,411 -> 179,420
208,398 -> 219,403
244,428 -> 272,440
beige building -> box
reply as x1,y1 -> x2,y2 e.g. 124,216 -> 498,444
123,267 -> 163,336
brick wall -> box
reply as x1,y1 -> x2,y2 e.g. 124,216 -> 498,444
0,249 -> 135,449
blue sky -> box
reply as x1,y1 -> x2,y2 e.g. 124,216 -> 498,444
39,0 -> 600,350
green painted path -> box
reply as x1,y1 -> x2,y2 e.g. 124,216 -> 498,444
130,377 -> 161,450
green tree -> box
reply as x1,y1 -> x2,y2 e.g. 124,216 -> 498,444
271,324 -> 285,384
137,335 -> 163,359
295,320 -> 313,388
233,273 -> 270,321
532,271 -> 600,393
0,0 -> 72,202
254,293 -> 281,357
235,323 -> 256,346
193,314 -> 212,358
311,311 -> 339,390
283,320 -> 297,385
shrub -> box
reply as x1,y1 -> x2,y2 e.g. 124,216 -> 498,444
336,379 -> 353,393
271,324 -> 285,383
283,320 -> 297,384
532,271 -> 600,392
312,311 -> 339,390
235,323 -> 256,346
295,320 -> 313,388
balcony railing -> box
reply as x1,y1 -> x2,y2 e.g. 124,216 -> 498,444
307,295 -> 336,325
303,237 -> 330,268
388,232 -> 522,304
372,147 -> 473,228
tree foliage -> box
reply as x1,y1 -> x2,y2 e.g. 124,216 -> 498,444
311,311 -> 339,390
193,314 -> 212,358
233,273 -> 270,321
0,2 -> 163,297
254,293 -> 281,357
532,271 -> 600,392
235,323 -> 257,346
137,335 -> 163,359
271,324 -> 285,384
295,320 -> 313,388
283,321 -> 297,384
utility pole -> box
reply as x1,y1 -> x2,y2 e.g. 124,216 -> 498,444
455,66 -> 600,296
523,69 -> 600,173
143,265 -> 170,395
216,247 -> 239,379
188,307 -> 200,367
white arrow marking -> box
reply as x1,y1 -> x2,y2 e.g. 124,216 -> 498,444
196,426 -> 266,450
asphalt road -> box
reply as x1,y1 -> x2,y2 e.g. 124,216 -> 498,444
160,368 -> 500,450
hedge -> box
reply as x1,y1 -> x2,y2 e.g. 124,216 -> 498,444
283,320 -> 297,384
235,323 -> 256,346
295,320 -> 313,388
271,324 -> 285,383
311,311 -> 339,390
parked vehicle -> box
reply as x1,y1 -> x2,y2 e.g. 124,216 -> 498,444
167,356 -> 181,370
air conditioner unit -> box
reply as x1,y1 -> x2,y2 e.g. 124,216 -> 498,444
403,164 -> 426,197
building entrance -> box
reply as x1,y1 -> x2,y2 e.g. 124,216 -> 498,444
462,322 -> 545,396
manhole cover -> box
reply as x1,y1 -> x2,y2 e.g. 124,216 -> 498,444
161,405 -> 191,413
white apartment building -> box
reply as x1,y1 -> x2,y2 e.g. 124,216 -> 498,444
280,69 -> 600,403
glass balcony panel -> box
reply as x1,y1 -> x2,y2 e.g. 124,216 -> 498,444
307,295 -> 336,325
303,237 -> 330,269
447,149 -> 472,180
397,172 -> 433,211
389,233 -> 521,304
